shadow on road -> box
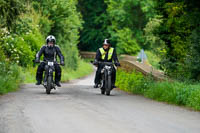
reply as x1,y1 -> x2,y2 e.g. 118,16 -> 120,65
27,84 -> 120,97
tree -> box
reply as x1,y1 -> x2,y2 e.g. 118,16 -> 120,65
152,0 -> 200,80
0,0 -> 25,30
77,0 -> 110,51
33,0 -> 83,69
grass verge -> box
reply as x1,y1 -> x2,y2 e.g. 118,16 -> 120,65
61,60 -> 93,82
0,64 -> 21,95
116,69 -> 200,111
0,59 -> 93,95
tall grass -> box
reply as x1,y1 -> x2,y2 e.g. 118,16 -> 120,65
116,69 -> 200,111
0,64 -> 21,94
145,51 -> 161,70
61,59 -> 93,81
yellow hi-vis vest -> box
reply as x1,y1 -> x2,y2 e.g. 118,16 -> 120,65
99,47 -> 114,60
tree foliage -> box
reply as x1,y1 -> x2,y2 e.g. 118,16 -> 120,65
77,0 -> 110,51
33,0 -> 82,69
152,0 -> 200,80
78,0 -> 155,55
0,0 -> 82,69
78,0 -> 200,81
2,0 -> 200,81
0,0 -> 25,29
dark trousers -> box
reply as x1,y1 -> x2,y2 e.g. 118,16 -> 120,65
94,64 -> 116,85
36,62 -> 61,82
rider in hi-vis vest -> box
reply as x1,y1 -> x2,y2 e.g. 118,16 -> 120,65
93,39 -> 120,88
99,47 -> 114,60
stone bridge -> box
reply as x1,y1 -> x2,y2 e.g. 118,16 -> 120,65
79,51 -> 166,80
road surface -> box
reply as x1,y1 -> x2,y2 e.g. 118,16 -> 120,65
0,72 -> 200,133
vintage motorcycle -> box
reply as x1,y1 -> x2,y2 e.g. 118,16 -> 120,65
93,61 -> 116,96
35,60 -> 60,94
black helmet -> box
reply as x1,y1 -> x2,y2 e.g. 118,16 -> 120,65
46,35 -> 56,44
103,39 -> 111,45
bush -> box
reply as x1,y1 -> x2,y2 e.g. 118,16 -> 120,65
1,9 -> 44,67
144,81 -> 180,103
0,64 -> 21,94
61,44 -> 79,70
145,51 -> 161,70
116,28 -> 140,55
0,49 -> 21,94
116,69 -> 145,94
186,88 -> 200,110
1,31 -> 43,67
38,16 -> 52,37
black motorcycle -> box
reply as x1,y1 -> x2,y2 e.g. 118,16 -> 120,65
35,60 -> 60,94
93,61 -> 115,96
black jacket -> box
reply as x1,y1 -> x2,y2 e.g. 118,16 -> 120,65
36,45 -> 64,62
95,47 -> 119,63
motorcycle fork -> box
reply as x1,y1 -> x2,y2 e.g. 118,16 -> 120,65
43,67 -> 49,84
103,69 -> 108,88
44,66 -> 54,83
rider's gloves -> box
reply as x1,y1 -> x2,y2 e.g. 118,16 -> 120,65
115,62 -> 121,67
35,58 -> 40,63
60,61 -> 65,66
93,60 -> 98,65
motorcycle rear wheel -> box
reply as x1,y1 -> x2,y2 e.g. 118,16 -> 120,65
101,89 -> 105,94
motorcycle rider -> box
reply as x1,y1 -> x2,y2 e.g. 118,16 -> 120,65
35,35 -> 65,87
93,39 -> 120,88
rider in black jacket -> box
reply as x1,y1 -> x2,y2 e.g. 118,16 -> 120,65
35,35 -> 64,87
93,39 -> 120,88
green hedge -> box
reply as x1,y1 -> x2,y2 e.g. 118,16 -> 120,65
116,69 -> 200,110
0,64 -> 21,94
0,50 -> 21,94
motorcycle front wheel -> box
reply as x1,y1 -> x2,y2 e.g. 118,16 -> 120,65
46,76 -> 52,94
106,75 -> 112,96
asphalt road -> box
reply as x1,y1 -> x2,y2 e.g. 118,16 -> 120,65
0,72 -> 200,133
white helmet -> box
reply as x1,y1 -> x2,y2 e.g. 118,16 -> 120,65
46,35 -> 56,45
103,39 -> 110,45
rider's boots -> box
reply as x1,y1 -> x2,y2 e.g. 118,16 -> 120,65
36,80 -> 41,85
55,81 -> 61,87
94,84 -> 99,88
112,84 -> 117,88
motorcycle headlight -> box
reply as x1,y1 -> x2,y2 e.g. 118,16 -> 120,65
105,65 -> 111,69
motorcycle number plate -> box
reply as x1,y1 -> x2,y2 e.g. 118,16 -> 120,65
48,62 -> 54,66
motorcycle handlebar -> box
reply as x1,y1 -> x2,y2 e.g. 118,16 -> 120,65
91,61 -> 114,65
33,60 -> 61,65
98,62 -> 114,65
